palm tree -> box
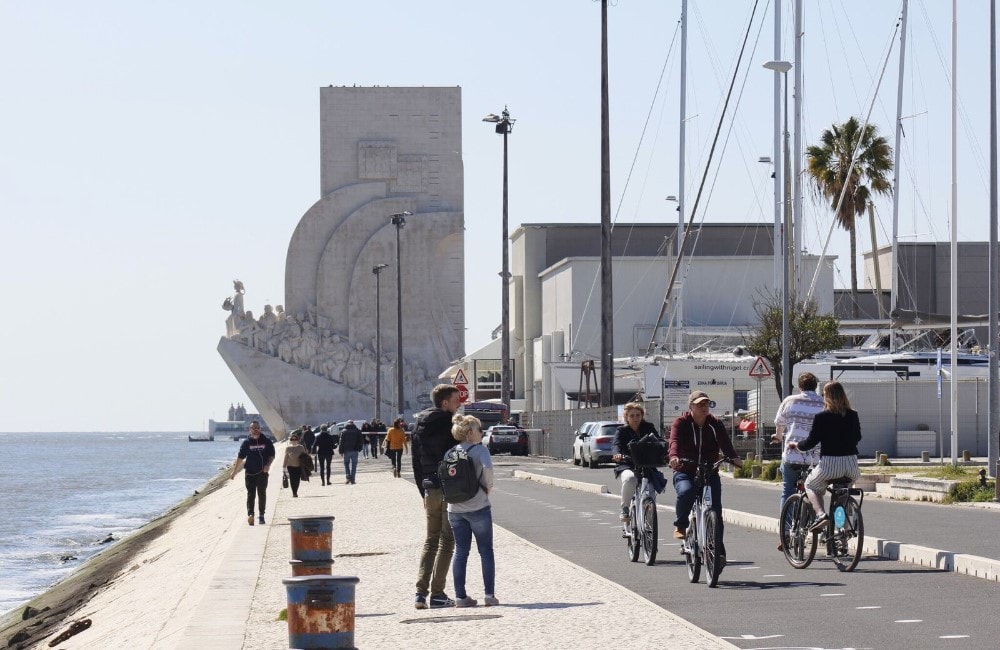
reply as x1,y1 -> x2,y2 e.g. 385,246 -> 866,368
805,117 -> 893,318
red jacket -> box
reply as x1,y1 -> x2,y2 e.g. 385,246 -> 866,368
669,412 -> 738,476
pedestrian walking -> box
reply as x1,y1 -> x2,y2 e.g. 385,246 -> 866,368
447,414 -> 498,608
282,432 -> 309,497
229,421 -> 275,525
411,384 -> 462,609
339,420 -> 364,484
382,417 -> 409,478
314,424 -> 337,486
361,421 -> 372,459
300,424 -> 317,471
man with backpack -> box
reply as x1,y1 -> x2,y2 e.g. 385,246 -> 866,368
410,384 -> 462,609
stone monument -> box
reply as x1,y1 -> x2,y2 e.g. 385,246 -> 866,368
218,87 -> 465,439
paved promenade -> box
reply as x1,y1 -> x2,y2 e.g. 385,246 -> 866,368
36,445 -> 734,649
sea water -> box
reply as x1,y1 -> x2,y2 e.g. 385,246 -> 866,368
0,432 -> 237,616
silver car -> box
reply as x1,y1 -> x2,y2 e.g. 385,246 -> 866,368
572,420 -> 620,469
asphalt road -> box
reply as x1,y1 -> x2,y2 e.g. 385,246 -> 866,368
487,456 -> 1000,650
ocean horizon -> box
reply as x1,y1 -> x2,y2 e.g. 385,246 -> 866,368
0,431 -> 240,616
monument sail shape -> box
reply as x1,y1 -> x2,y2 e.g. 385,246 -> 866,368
219,87 -> 465,439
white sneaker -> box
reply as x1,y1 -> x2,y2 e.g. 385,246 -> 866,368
484,595 -> 500,607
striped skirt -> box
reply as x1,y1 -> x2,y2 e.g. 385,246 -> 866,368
805,454 -> 860,492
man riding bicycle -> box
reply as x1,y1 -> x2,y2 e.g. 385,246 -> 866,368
612,402 -> 661,523
668,391 -> 742,558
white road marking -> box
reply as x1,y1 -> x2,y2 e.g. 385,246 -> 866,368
820,593 -> 845,597
894,619 -> 923,623
763,574 -> 785,578
939,635 -> 971,639
739,566 -> 760,570
718,634 -> 784,640
856,606 -> 881,610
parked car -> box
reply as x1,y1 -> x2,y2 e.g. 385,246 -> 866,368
483,425 -> 530,456
571,422 -> 596,466
574,420 -> 620,469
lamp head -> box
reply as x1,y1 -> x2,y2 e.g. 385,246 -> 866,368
763,60 -> 793,73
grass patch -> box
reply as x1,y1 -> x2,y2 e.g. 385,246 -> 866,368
277,608 -> 287,621
914,465 -> 973,480
944,479 -> 997,503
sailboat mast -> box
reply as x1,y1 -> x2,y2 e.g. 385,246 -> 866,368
989,0 -> 998,478
950,0 -> 959,465
771,0 -> 782,293
676,0 -> 688,355
793,0 -> 803,295
891,0 -> 908,352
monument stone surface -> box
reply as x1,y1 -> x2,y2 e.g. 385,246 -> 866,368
218,86 -> 465,438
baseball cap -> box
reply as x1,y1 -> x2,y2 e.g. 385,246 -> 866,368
688,390 -> 710,405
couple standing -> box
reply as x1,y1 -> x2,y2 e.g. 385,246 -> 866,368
410,384 -> 499,609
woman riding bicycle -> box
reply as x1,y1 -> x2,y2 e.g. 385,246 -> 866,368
786,381 -> 862,532
611,402 -> 661,523
668,391 -> 742,549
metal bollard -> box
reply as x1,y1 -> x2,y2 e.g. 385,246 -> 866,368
962,450 -> 971,462
288,515 -> 335,562
921,451 -> 930,463
289,559 -> 334,576
283,575 -> 360,649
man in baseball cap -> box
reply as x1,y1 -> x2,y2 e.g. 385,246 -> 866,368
668,387 -> 742,563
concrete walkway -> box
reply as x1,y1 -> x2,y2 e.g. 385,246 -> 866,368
175,449 -> 734,649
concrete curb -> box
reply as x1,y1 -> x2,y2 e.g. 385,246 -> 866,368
516,472 -> 1000,583
514,470 -> 610,494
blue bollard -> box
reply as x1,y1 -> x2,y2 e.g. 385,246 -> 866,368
283,575 -> 360,649
287,515 -> 335,561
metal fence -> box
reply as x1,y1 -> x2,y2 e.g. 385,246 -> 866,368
520,377 -> 990,461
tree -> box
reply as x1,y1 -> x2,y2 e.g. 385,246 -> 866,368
743,291 -> 842,399
805,116 -> 893,318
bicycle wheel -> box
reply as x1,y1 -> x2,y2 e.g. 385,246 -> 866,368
684,522 -> 701,583
642,497 -> 658,565
780,494 -> 817,569
832,496 -> 864,572
626,501 -> 640,562
704,510 -> 723,587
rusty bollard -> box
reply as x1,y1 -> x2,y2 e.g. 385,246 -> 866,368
288,515 -> 335,562
289,559 -> 334,576
283,575 -> 360,649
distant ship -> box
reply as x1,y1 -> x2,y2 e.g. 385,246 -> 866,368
188,403 -> 275,442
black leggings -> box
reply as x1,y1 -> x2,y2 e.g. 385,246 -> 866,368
287,466 -> 302,495
244,471 -> 268,516
387,449 -> 403,473
318,454 -> 333,480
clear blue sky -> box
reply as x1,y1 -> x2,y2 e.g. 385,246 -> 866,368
0,1 -> 991,431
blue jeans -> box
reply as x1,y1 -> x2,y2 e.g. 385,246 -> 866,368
780,462 -> 808,512
448,506 -> 495,598
673,470 -> 722,530
342,452 -> 359,481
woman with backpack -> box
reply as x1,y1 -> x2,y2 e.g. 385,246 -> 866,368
446,414 -> 498,608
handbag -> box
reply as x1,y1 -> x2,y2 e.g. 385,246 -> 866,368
281,472 -> 289,489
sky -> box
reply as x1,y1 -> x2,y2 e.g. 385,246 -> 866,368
1,0 -> 994,432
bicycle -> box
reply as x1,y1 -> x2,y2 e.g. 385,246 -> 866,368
779,466 -> 865,572
678,457 -> 732,588
621,456 -> 660,566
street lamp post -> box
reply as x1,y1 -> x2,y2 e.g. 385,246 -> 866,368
372,263 -> 389,421
482,107 -> 516,413
390,211 -> 411,417
764,59 -> 794,399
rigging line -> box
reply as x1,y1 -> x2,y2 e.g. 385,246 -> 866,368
570,18 -> 681,354
829,0 -> 864,110
806,13 -> 902,303
674,11 -> 769,334
914,0 -> 990,194
839,0 -> 908,131
817,3 -> 841,117
645,0 -> 762,356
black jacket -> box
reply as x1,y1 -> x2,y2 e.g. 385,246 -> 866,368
313,430 -> 337,455
798,409 -> 862,456
339,424 -> 364,454
612,421 -> 660,478
411,408 -> 455,496
301,427 -> 316,451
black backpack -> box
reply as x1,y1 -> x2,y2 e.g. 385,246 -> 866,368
437,443 -> 483,504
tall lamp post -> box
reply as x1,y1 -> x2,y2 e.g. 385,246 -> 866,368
390,211 -> 411,416
482,107 -> 515,413
372,263 -> 389,421
764,59 -> 793,399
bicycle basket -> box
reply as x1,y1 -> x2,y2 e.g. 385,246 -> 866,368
627,438 -> 667,468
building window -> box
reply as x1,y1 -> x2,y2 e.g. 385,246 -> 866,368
734,390 -> 749,412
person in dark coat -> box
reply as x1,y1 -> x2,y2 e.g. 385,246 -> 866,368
229,421 -> 276,526
300,425 -> 317,471
410,384 -> 462,609
611,402 -> 661,522
313,424 -> 337,486
339,421 -> 364,484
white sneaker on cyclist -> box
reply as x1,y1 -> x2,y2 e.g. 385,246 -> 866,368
809,513 -> 829,533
